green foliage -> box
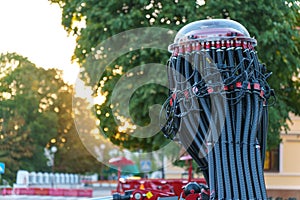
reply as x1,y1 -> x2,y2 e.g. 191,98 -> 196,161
0,53 -> 104,183
0,53 -> 59,182
50,0 -> 300,152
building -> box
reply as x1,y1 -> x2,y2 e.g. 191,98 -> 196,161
265,113 -> 300,199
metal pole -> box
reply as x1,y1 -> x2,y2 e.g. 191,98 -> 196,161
50,146 -> 57,188
51,153 -> 55,188
161,151 -> 165,179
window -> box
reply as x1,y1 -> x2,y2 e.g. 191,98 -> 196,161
264,148 -> 279,172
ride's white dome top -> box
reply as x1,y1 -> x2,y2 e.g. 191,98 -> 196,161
169,19 -> 256,52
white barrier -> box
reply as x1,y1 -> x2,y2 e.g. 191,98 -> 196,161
43,172 -> 50,184
65,173 -> 70,184
16,170 -> 29,186
60,173 -> 65,184
36,172 -> 43,184
29,172 -> 36,184
55,173 -> 60,184
15,170 -> 97,186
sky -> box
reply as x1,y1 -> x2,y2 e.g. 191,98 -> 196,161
0,0 -> 79,83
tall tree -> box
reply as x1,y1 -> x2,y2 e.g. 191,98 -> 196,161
0,53 -> 60,182
50,0 -> 300,151
56,96 -> 111,174
0,53 -> 106,183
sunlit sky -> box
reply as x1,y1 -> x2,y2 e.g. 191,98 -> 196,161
0,0 -> 79,83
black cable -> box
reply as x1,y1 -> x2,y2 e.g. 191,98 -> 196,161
250,49 -> 268,199
249,91 -> 263,199
255,104 -> 268,199
184,48 -> 208,157
242,92 -> 255,199
260,106 -> 268,166
161,34 -> 273,200
174,47 -> 212,190
233,44 -> 247,199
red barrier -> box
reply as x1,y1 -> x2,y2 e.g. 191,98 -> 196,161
49,188 -> 64,196
1,188 -> 12,195
63,188 -> 78,197
6,187 -> 93,197
34,188 -> 49,196
14,188 -> 35,195
77,188 -> 93,197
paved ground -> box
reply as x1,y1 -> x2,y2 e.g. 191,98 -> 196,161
92,187 -> 112,197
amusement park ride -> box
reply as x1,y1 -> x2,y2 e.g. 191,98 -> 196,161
109,19 -> 274,200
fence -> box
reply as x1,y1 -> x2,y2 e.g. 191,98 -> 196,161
15,170 -> 98,187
